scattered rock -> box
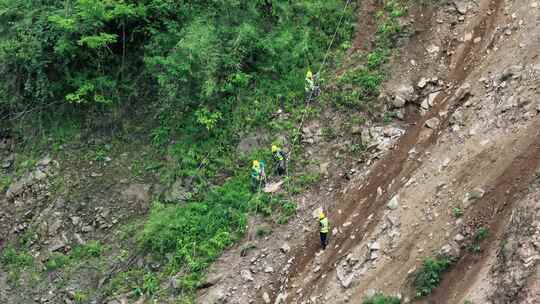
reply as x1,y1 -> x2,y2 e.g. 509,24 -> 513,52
241,269 -> 254,282
449,83 -> 471,104
274,292 -> 288,304
351,125 -> 362,135
236,132 -> 268,155
263,181 -> 284,193
500,96 -> 518,112
501,65 -> 523,80
70,216 -> 81,226
392,95 -> 407,108
387,195 -> 399,210
162,179 -> 191,203
421,98 -> 429,110
37,156 -> 52,167
319,162 -> 330,176
369,242 -> 381,251
262,292 -> 271,304
417,77 -> 429,89
427,92 -> 440,107
427,44 -> 440,54
454,234 -> 465,242
122,183 -> 151,203
425,117 -> 440,129
454,0 -> 468,15
81,225 -> 94,233
1,154 -> 14,169
394,84 -> 415,102
48,238 -> 66,252
280,243 -> 291,254
336,266 -> 354,289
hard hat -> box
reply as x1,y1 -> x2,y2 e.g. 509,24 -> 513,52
271,145 -> 279,153
319,212 -> 325,219
252,160 -> 259,168
306,70 -> 313,79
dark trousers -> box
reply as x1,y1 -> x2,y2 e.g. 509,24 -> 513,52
320,232 -> 328,250
275,160 -> 286,176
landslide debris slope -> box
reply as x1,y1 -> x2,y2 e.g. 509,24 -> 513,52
198,0 -> 540,303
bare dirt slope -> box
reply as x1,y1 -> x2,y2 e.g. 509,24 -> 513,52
197,0 -> 540,303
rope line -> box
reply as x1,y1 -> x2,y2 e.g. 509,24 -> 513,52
282,0 -> 354,216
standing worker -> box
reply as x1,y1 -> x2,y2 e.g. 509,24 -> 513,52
251,160 -> 266,192
271,145 -> 287,176
319,212 -> 329,250
305,69 -> 315,93
305,69 -> 320,102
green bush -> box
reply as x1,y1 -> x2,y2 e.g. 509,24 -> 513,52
0,246 -> 33,268
331,0 -> 405,111
413,256 -> 452,297
452,207 -> 463,218
142,272 -> 158,295
138,178 -> 251,287
469,227 -> 489,253
45,253 -> 69,271
363,293 -> 401,304
71,241 -> 102,260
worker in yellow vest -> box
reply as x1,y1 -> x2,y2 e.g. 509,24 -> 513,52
305,69 -> 320,102
271,145 -> 287,176
319,212 -> 329,250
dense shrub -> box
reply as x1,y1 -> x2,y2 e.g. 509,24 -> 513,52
363,293 -> 401,304
413,256 -> 452,297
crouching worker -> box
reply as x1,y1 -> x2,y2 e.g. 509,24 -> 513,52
251,160 -> 266,192
271,145 -> 287,176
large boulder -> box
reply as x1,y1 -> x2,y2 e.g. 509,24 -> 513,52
391,84 -> 416,108
236,131 -> 269,155
162,179 -> 191,203
122,183 -> 151,203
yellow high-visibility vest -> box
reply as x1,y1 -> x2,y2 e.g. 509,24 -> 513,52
320,217 -> 329,233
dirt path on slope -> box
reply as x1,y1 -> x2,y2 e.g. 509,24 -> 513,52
269,0 -> 506,301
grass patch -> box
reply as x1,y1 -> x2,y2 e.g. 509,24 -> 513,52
363,293 -> 401,304
468,227 -> 488,253
0,245 -> 35,285
452,207 -> 463,218
330,0 -> 406,114
256,226 -> 272,238
413,255 -> 452,297
44,241 -> 103,272
0,174 -> 12,192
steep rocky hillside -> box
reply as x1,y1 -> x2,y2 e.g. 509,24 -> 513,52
198,0 -> 540,303
1,0 -> 539,304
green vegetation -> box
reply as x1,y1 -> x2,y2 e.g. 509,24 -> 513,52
452,207 -> 463,218
1,246 -> 34,268
138,178 -> 251,290
330,0 -> 406,112
45,253 -> 70,271
363,293 -> 401,304
413,255 -> 452,297
73,291 -> 88,304
1,0 -> 411,301
0,245 -> 35,284
468,227 -> 489,253
44,241 -> 103,272
255,226 -> 272,238
0,175 -> 12,191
